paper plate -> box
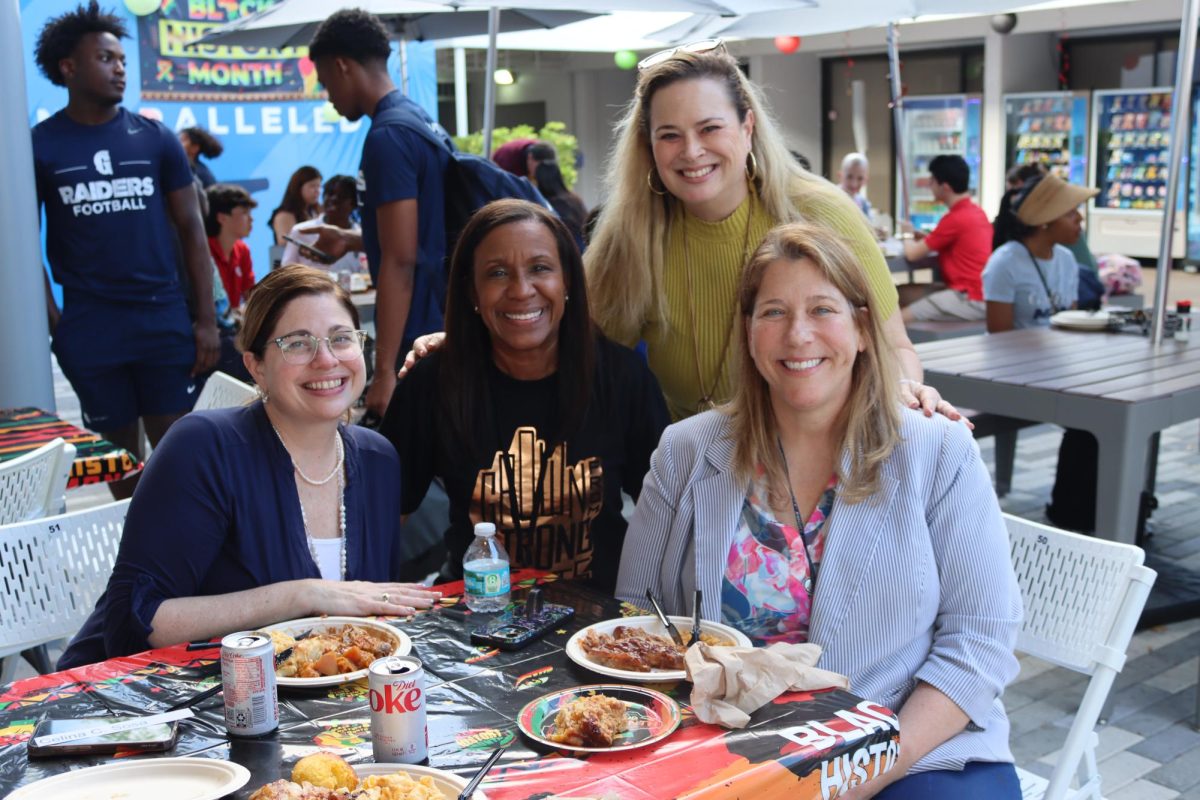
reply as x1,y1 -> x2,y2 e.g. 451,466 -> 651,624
518,684 -> 681,753
353,762 -> 488,800
1050,310 -> 1112,330
263,616 -> 411,688
7,757 -> 249,800
565,615 -> 750,683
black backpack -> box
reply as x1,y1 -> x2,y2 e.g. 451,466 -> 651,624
373,99 -> 554,256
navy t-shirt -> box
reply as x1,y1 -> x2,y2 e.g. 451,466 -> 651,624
359,91 -> 450,348
33,107 -> 195,305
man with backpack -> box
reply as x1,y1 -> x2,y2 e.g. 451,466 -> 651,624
309,9 -> 451,418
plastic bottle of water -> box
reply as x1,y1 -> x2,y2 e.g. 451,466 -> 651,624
463,523 -> 511,612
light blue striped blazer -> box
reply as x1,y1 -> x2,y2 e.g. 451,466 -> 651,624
616,407 -> 1023,773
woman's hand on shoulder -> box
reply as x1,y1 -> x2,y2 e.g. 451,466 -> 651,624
900,379 -> 974,430
397,332 -> 446,379
306,580 -> 441,617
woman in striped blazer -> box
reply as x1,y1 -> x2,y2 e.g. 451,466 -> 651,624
617,222 -> 1023,799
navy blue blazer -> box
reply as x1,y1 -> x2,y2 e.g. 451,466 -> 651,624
60,403 -> 402,668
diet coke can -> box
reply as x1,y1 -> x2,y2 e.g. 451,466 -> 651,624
368,655 -> 427,763
220,631 -> 279,737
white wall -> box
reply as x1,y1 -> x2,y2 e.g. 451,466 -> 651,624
751,52 -> 824,175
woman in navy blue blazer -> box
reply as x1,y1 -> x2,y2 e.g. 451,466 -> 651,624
61,266 -> 438,668
618,222 -> 1022,799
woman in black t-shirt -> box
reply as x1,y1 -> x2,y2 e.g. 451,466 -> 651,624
381,200 -> 669,593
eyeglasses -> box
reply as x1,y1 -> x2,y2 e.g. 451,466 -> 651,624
271,330 -> 367,365
637,39 -> 727,72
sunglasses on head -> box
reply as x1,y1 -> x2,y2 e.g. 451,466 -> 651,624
637,39 -> 727,71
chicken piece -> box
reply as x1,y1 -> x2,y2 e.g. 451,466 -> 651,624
579,627 -> 685,672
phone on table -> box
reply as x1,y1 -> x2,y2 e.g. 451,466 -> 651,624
27,716 -> 180,758
282,234 -> 333,264
470,589 -> 575,651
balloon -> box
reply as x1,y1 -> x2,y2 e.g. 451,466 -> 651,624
614,50 -> 638,71
124,0 -> 159,15
774,36 -> 801,55
298,57 -> 314,76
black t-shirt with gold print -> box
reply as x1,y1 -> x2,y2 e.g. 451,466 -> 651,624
383,336 -> 669,593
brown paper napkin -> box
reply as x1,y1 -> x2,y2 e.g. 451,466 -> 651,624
685,641 -> 850,728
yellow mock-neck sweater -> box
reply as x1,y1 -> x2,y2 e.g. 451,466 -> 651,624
644,190 -> 898,422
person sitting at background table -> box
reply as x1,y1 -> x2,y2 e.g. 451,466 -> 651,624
985,173 -> 1099,534
900,155 -> 991,324
269,166 -> 322,247
618,221 -> 1022,799
59,266 -> 438,669
998,163 -> 1099,277
380,199 -> 668,594
837,152 -> 871,217
281,175 -> 365,275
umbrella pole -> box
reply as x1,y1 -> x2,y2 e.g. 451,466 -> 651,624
399,38 -> 409,95
482,7 -> 500,158
887,22 -> 910,229
1151,0 -> 1198,345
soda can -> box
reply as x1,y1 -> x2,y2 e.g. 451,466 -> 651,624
220,631 -> 279,737
368,655 -> 428,763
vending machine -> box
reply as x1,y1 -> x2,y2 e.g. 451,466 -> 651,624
1187,85 -> 1200,264
1003,91 -> 1089,184
1089,88 -> 1185,258
897,94 -> 983,232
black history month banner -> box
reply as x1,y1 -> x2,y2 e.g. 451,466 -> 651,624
136,0 -> 322,102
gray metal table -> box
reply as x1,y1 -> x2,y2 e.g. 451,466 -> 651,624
916,328 -> 1200,545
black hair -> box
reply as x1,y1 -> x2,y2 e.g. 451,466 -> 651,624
440,199 -> 595,456
205,183 -> 257,238
1005,162 -> 1045,188
308,9 -> 391,65
534,162 -> 587,244
182,127 -> 224,159
35,1 -> 128,87
323,175 -> 359,209
992,174 -> 1044,249
928,154 -> 970,194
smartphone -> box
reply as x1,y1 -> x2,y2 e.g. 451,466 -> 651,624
27,716 -> 180,758
282,234 -> 333,264
470,603 -> 575,651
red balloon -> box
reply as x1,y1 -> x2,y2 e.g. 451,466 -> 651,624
774,35 -> 801,54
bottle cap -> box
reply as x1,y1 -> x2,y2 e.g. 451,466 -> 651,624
474,522 -> 497,537
1177,299 -> 1192,314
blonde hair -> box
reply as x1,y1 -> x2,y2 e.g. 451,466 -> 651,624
585,48 -> 833,343
727,222 -> 901,505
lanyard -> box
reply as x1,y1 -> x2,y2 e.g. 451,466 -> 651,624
1019,242 -> 1062,314
777,439 -> 819,596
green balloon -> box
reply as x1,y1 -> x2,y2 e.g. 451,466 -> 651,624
614,50 -> 638,71
124,0 -> 159,16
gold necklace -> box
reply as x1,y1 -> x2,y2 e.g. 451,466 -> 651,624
680,194 -> 756,413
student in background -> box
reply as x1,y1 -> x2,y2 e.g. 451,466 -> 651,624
528,142 -> 588,249
206,184 -> 258,310
178,126 -> 222,188
281,175 -> 365,274
269,166 -> 322,246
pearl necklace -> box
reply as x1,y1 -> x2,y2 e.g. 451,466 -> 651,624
271,422 -> 348,581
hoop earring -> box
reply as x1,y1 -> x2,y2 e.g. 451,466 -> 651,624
745,151 -> 759,182
647,168 -> 668,196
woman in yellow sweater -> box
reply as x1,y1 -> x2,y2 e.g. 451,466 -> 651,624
586,42 -> 954,421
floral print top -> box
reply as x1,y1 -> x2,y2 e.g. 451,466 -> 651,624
720,474 -> 837,645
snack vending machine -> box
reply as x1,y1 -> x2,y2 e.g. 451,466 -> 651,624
1003,91 -> 1089,184
1188,85 -> 1200,264
897,94 -> 983,232
1088,88 -> 1185,258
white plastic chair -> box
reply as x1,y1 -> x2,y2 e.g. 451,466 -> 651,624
0,499 -> 130,679
0,437 -> 76,524
193,371 -> 258,411
1006,514 -> 1157,800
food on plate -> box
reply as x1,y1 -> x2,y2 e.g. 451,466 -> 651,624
548,693 -> 628,748
271,624 -> 396,678
249,752 -> 446,800
292,752 -> 359,790
359,772 -> 445,800
578,625 -> 730,672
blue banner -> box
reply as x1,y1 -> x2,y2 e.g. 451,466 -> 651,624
21,0 -> 438,303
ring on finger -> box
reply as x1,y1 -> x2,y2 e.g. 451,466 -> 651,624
381,592 -> 390,603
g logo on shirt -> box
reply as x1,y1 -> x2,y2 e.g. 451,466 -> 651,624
93,150 -> 113,176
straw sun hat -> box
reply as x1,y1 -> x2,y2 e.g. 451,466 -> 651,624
1014,173 -> 1099,226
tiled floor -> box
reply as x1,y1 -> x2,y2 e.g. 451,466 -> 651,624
11,268 -> 1200,796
